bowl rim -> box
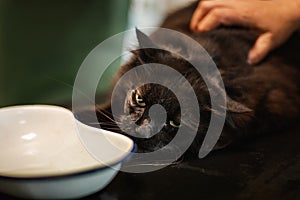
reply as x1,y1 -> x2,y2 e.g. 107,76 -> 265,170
0,144 -> 136,181
0,104 -> 135,180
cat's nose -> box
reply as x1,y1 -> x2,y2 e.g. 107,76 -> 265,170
142,118 -> 150,125
135,116 -> 151,126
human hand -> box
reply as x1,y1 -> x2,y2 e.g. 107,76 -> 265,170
190,0 -> 300,64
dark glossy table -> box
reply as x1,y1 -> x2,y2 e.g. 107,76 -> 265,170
1,124 -> 299,200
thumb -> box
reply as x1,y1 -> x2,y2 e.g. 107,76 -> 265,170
247,32 -> 273,65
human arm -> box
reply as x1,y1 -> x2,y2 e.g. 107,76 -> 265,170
190,0 -> 300,64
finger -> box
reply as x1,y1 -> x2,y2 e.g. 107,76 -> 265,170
247,32 -> 273,65
196,8 -> 237,32
190,0 -> 221,30
190,2 -> 209,30
196,10 -> 221,32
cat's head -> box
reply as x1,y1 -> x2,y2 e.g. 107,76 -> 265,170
111,29 -> 252,153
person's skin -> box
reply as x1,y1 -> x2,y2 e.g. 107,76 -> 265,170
190,0 -> 300,65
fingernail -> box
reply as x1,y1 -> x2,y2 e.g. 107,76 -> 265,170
197,24 -> 205,32
247,53 -> 256,65
247,58 -> 253,65
190,25 -> 196,31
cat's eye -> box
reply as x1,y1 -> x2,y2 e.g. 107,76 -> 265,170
169,120 -> 180,128
135,93 -> 146,107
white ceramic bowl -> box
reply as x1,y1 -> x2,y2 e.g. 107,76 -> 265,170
0,105 -> 134,199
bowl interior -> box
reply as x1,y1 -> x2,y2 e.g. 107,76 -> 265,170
0,105 -> 133,178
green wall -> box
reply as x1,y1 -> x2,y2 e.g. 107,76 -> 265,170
0,0 -> 129,107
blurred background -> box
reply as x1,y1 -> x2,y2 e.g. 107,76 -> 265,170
0,0 -> 196,108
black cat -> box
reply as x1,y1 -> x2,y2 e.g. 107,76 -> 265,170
93,2 -> 300,156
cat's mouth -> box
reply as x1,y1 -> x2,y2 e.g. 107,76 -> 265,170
131,120 -> 165,139
134,125 -> 153,139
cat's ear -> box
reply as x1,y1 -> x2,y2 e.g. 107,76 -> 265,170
226,97 -> 252,113
214,98 -> 253,150
135,28 -> 162,62
226,97 -> 253,128
136,28 -> 157,49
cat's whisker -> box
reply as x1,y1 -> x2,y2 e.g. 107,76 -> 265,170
46,76 -> 98,106
123,163 -> 171,168
88,121 -> 116,125
96,109 -> 119,124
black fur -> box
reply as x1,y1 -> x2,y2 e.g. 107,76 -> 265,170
95,2 -> 300,156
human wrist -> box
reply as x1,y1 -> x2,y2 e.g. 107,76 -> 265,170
275,0 -> 300,33
284,0 -> 300,26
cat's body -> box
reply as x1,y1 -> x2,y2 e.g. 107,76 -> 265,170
96,2 -> 300,155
